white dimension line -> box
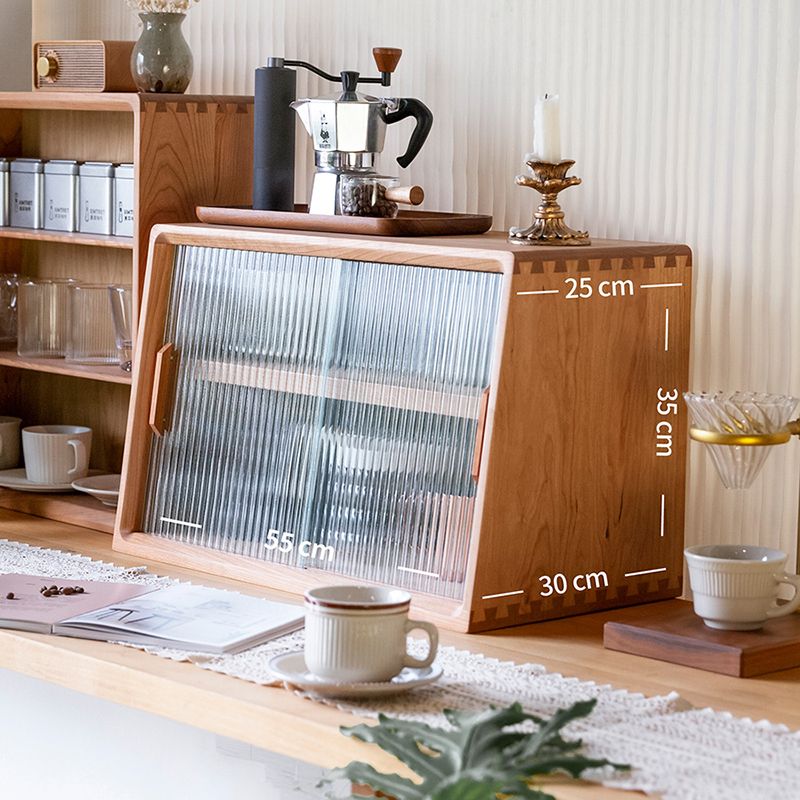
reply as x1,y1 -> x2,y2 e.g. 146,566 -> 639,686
660,494 -> 666,537
664,307 -> 670,351
482,589 -> 525,600
397,566 -> 440,578
640,282 -> 684,289
160,516 -> 202,530
516,289 -> 560,296
624,567 -> 667,578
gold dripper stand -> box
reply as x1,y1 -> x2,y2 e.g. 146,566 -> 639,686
509,159 -> 590,246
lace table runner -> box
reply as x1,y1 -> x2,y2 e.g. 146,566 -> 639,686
1,538 -> 798,800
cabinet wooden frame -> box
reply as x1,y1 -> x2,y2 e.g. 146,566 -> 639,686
0,92 -> 253,532
115,224 -> 692,632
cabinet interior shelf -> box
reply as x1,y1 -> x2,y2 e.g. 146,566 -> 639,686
0,92 -> 139,113
197,360 -> 481,418
0,227 -> 134,250
0,489 -> 116,534
0,353 -> 132,385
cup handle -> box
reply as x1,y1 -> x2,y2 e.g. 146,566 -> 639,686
766,573 -> 800,619
402,619 -> 438,669
67,439 -> 88,479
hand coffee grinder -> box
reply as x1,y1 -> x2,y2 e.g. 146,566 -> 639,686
282,48 -> 433,215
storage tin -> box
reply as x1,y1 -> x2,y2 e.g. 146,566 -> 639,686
0,159 -> 9,226
113,163 -> 135,237
44,160 -> 79,232
79,162 -> 114,235
10,159 -> 44,229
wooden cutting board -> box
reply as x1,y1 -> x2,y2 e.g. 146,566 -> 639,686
603,599 -> 800,677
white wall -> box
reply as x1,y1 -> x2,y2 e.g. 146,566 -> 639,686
0,0 -> 32,89
28,0 -> 800,562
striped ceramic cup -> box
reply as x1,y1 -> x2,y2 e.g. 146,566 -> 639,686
685,544 -> 800,631
22,424 -> 92,485
304,585 -> 438,682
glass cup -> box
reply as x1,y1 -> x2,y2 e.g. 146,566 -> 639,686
17,277 -> 74,358
65,283 -> 118,365
0,273 -> 18,349
108,285 -> 133,372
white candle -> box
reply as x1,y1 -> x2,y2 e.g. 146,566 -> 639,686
532,94 -> 561,163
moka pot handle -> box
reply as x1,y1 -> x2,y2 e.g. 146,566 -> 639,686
382,98 -> 433,169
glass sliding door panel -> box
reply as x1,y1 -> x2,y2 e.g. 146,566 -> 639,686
143,245 -> 502,599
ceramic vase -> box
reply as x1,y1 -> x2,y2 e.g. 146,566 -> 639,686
130,12 -> 193,94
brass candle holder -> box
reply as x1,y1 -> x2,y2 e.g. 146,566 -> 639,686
509,159 -> 590,246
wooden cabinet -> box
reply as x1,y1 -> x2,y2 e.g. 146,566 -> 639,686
116,226 -> 692,632
0,92 -> 253,532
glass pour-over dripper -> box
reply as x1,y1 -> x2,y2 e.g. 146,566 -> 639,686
684,391 -> 800,489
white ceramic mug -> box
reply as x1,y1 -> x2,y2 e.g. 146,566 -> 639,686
685,544 -> 800,631
0,416 -> 21,470
22,425 -> 92,485
304,585 -> 439,682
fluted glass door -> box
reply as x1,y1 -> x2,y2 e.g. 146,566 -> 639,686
143,245 -> 502,599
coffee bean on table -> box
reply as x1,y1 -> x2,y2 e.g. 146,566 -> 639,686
6,592 -> 14,600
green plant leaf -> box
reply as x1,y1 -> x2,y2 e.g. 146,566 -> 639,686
324,760 -> 424,800
326,699 -> 629,800
431,776 -> 508,800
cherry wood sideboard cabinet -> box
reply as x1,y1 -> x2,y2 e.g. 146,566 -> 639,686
115,225 -> 692,632
0,92 -> 253,532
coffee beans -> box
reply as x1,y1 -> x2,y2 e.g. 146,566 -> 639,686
39,584 -> 85,598
5,592 -> 14,600
340,181 -> 398,218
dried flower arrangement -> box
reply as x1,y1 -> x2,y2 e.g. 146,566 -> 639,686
127,0 -> 199,12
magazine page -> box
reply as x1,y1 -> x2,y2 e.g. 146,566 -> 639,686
58,583 -> 304,649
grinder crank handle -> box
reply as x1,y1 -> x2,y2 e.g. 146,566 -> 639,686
382,98 -> 433,169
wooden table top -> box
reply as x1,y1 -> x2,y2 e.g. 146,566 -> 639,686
1,509 -> 797,800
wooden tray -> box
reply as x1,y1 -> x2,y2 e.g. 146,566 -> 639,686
603,599 -> 800,677
195,205 -> 493,237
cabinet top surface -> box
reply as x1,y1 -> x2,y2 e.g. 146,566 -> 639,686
0,91 -> 254,112
152,224 -> 692,270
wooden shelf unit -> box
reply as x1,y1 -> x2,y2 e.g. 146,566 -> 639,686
0,226 -> 134,249
0,352 -> 132,384
0,92 -> 254,531
198,360 -> 481,418
0,491 -> 116,534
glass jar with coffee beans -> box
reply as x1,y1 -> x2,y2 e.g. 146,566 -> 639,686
339,175 -> 400,218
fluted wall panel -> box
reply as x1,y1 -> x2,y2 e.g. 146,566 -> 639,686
32,0 -> 800,562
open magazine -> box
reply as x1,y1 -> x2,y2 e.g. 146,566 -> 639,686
0,574 -> 304,654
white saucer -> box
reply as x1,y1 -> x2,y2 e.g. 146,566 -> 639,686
0,467 -> 103,493
71,473 -> 121,507
268,651 -> 442,698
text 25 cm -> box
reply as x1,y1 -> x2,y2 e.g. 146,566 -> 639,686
564,276 -> 634,299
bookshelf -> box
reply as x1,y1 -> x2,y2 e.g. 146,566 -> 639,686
0,91 -> 253,532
